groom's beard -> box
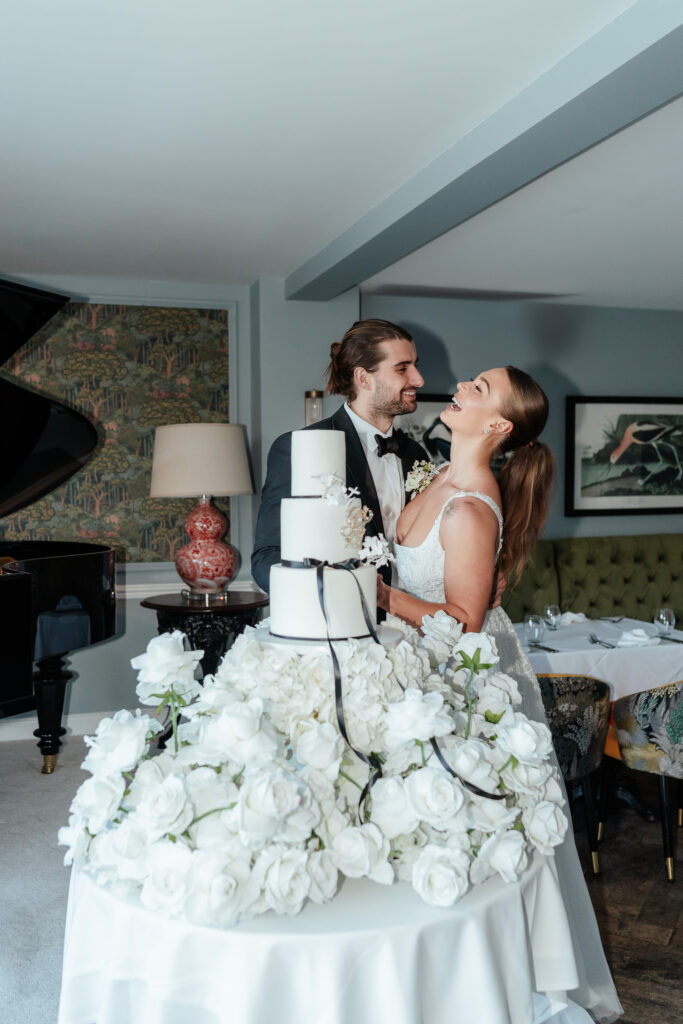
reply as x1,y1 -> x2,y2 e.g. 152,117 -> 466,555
370,382 -> 419,419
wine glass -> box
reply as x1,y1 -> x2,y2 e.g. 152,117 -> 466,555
543,603 -> 561,630
524,614 -> 545,650
653,607 -> 676,636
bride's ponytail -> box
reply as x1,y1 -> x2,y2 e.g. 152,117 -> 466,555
496,367 -> 555,583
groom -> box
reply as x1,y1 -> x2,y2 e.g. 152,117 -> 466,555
251,319 -> 427,593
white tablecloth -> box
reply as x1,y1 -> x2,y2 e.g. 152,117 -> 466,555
58,854 -> 595,1024
515,618 -> 683,700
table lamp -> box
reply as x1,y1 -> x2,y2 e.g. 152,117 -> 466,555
150,422 -> 253,601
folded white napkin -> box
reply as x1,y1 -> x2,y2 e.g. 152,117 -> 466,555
616,628 -> 661,647
557,611 -> 587,625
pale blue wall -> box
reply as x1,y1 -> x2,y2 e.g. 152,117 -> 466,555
361,293 -> 683,538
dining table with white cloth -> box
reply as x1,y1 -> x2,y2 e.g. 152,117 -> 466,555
58,852 -> 597,1024
514,617 -> 683,699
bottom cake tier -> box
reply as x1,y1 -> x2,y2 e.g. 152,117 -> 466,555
269,563 -> 377,640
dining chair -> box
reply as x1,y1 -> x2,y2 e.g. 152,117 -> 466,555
612,681 -> 683,882
536,674 -> 612,875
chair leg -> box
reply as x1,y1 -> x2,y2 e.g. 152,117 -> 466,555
597,758 -> 613,841
678,779 -> 682,828
659,775 -> 675,882
582,771 -> 600,875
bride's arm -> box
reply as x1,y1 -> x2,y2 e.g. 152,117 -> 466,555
378,501 -> 498,633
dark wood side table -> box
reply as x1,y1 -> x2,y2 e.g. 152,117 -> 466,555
140,591 -> 269,676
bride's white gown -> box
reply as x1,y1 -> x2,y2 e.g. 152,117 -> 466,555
395,491 -> 623,1024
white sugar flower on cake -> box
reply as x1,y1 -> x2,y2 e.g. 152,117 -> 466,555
358,534 -> 395,568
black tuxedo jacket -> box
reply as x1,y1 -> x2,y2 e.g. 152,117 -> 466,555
251,405 -> 427,592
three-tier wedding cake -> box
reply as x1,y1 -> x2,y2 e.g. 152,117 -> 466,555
269,430 -> 377,640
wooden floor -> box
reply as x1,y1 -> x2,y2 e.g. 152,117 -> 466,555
571,771 -> 683,1024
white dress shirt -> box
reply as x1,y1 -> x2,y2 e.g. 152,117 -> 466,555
344,404 -> 404,559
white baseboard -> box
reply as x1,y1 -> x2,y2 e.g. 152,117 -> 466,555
0,710 -> 121,742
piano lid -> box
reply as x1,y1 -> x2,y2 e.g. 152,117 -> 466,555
0,277 -> 98,518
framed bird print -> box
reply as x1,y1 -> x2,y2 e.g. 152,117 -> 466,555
566,396 -> 683,515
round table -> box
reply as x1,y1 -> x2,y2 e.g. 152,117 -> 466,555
58,854 -> 593,1024
141,590 -> 269,675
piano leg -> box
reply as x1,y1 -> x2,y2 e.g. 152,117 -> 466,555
32,655 -> 70,774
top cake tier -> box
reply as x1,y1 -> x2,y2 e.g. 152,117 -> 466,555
291,430 -> 346,496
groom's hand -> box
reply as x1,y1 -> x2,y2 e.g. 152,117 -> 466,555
489,570 -> 506,609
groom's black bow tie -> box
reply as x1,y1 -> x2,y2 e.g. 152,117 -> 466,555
374,430 -> 404,458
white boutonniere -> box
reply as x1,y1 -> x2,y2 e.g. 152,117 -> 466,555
405,460 -> 437,499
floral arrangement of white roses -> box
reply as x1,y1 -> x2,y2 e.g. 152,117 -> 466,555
59,610 -> 568,927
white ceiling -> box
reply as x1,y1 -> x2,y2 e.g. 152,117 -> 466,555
3,0 -> 682,310
362,94 -> 683,310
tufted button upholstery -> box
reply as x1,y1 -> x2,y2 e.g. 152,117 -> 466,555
503,534 -> 682,622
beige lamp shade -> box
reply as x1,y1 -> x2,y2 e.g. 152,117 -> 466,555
150,423 -> 253,498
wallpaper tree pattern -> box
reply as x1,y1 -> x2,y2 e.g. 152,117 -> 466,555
0,303 -> 230,561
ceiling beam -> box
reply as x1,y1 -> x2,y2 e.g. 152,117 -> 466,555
286,2 -> 683,301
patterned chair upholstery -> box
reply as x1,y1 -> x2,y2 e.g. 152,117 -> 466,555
613,683 -> 683,881
537,674 -> 611,875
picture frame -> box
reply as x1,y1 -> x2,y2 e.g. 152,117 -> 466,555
395,393 -> 452,464
565,396 -> 683,516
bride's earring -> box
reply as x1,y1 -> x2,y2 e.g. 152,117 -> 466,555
483,427 -> 490,434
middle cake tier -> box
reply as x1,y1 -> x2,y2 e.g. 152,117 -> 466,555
280,496 -> 362,564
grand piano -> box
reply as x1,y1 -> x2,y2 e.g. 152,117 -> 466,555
0,278 -> 116,772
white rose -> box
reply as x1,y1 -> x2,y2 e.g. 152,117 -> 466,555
393,827 -> 429,882
419,609 -> 463,666
307,849 -> 340,903
470,829 -> 528,885
497,716 -> 553,765
70,772 -> 125,834
140,839 -> 194,917
404,767 -> 465,827
387,640 -> 431,691
475,687 -> 512,724
486,671 -> 522,707
188,704 -> 282,768
136,773 -> 194,839
368,776 -> 420,839
332,823 -> 394,884
293,719 -> 344,779
451,740 -> 500,795
467,795 -> 520,834
57,814 -> 91,868
90,815 -> 150,881
255,845 -> 312,915
125,754 -> 176,810
383,688 -> 454,749
131,630 -> 203,706
184,848 -> 257,927
452,631 -> 499,668
82,709 -> 160,776
500,758 -> 553,797
522,801 -> 568,854
279,786 -> 321,844
412,844 -> 470,907
238,765 -> 306,847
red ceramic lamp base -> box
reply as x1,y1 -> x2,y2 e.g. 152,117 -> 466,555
175,498 -> 237,595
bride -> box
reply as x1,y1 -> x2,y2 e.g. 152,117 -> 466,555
378,365 -> 622,1023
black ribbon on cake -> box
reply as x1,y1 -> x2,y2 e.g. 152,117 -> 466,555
281,556 -> 507,810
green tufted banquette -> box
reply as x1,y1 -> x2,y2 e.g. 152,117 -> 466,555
502,533 -> 683,624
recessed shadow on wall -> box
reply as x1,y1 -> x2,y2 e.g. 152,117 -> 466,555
400,320 -> 457,393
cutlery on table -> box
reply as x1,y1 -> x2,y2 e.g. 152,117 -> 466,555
599,616 -> 625,623
660,635 -> 683,644
589,633 -> 616,649
528,641 -> 560,653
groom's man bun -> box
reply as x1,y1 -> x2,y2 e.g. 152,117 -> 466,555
325,319 -> 413,400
